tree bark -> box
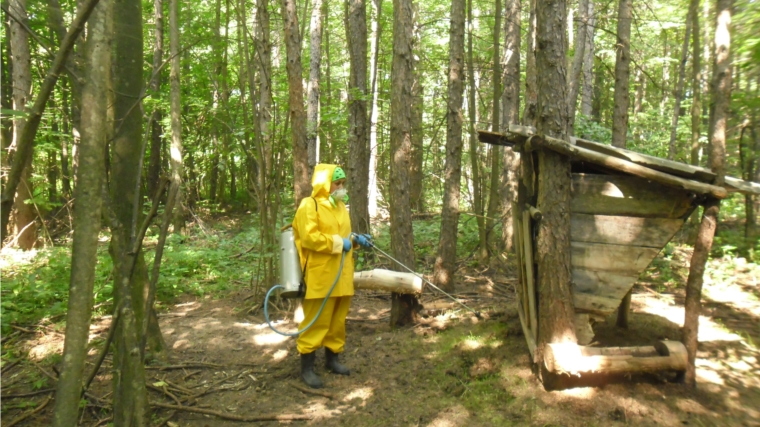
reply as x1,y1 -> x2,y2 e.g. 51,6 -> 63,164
1,26 -> 12,152
389,0 -> 419,327
110,0 -> 150,420
682,0 -> 732,388
566,0 -> 588,134
306,0 -> 324,173
467,0 -> 486,260
169,0 -> 184,232
521,0 -> 537,126
667,6 -> 694,161
580,0 -> 594,117
51,1 -> 110,424
8,0 -> 36,249
410,23 -> 424,212
690,0 -> 701,167
432,0 -> 465,293
281,0 -> 310,207
611,0 -> 632,149
484,0 -> 502,245
0,0 -> 101,246
346,0 -> 370,234
147,0 -> 165,199
500,0 -> 520,253
535,0 -> 577,354
367,0 -> 383,218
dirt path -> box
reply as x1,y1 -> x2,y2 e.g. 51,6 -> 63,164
2,263 -> 758,426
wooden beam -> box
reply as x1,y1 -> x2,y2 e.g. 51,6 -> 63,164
571,214 -> 684,247
522,210 -> 538,342
517,299 -> 537,360
477,130 -> 519,147
528,135 -> 728,199
544,340 -> 688,374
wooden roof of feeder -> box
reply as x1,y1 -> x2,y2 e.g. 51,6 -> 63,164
478,125 -> 759,381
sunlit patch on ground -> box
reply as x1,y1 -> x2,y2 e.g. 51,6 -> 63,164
342,386 -> 373,405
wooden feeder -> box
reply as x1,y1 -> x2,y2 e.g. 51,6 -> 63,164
479,124 -> 760,381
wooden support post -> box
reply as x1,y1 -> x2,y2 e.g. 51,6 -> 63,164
522,210 -> 538,342
616,289 -> 632,328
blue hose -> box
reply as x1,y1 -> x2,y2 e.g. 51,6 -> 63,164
264,250 -> 346,336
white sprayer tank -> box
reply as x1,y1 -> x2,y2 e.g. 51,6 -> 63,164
279,228 -> 303,298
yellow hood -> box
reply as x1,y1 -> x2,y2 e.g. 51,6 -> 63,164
310,164 -> 338,199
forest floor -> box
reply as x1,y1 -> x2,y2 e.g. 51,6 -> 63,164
1,216 -> 759,426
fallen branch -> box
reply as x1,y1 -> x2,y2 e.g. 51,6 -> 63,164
1,388 -> 55,399
150,402 -> 313,421
289,382 -> 335,399
153,410 -> 177,427
10,324 -> 35,334
6,395 -> 52,427
145,362 -> 222,371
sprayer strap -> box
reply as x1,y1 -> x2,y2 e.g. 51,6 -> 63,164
299,197 -> 320,281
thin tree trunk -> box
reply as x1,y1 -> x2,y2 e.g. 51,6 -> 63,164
580,0 -> 594,117
522,0 -> 537,126
410,22 -> 424,212
389,0 -> 419,327
690,0 -> 701,166
611,0 -> 632,148
432,0 -> 465,293
147,0 -> 164,199
51,1 -> 110,424
535,0 -> 577,355
566,0 -> 588,134
306,0 -> 324,174
500,0 -> 520,253
281,0 -> 310,206
169,0 -> 184,232
61,85 -> 72,197
682,0 -> 732,388
667,7 -> 693,161
321,0 -> 332,161
346,0 -> 370,234
110,0 -> 149,420
367,0 -> 383,218
660,30 -> 671,115
8,0 -> 35,249
2,16 -> 13,152
467,0 -> 486,260
485,0 -> 502,244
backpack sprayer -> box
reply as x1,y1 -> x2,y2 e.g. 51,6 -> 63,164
264,229 -> 481,336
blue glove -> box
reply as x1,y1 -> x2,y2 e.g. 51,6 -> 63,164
353,233 -> 373,248
342,238 -> 352,252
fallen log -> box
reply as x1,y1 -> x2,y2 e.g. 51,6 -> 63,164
544,340 -> 687,375
353,269 -> 423,295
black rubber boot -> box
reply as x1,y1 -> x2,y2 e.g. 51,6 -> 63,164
300,352 -> 323,389
325,348 -> 350,375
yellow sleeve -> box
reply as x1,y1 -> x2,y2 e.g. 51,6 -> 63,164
294,198 -> 344,255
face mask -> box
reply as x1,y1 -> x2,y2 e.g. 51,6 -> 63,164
331,188 -> 347,201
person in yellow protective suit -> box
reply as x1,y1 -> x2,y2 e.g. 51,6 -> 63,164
292,164 -> 372,389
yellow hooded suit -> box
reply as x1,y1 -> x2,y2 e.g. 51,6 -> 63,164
292,164 -> 354,354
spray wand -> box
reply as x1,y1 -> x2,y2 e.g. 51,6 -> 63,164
356,234 -> 482,319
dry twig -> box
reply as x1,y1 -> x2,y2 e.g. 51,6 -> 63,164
1,388 -> 55,399
6,395 -> 52,427
289,382 -> 335,399
150,402 -> 313,421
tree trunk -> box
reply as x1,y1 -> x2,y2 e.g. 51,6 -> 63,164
535,0 -> 577,354
485,0 -> 502,246
1,19 -> 13,152
169,0 -> 184,233
667,7 -> 693,161
522,0 -> 537,126
51,1 -> 110,424
346,0 -> 370,234
281,0 -> 310,207
306,0 -> 323,174
389,0 -> 419,327
432,0 -> 465,293
8,0 -> 36,249
660,30 -> 670,115
367,0 -> 383,218
467,0 -> 486,260
147,0 -> 164,199
110,0 -> 150,420
500,0 -> 520,253
611,0 -> 632,149
690,0 -> 701,167
410,26 -> 424,213
566,0 -> 588,134
580,0 -> 594,117
682,0 -> 732,388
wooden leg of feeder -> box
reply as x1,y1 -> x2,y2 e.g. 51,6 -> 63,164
682,198 -> 720,387
616,289 -> 632,329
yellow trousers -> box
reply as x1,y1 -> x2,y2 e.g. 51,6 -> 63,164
297,296 -> 352,354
